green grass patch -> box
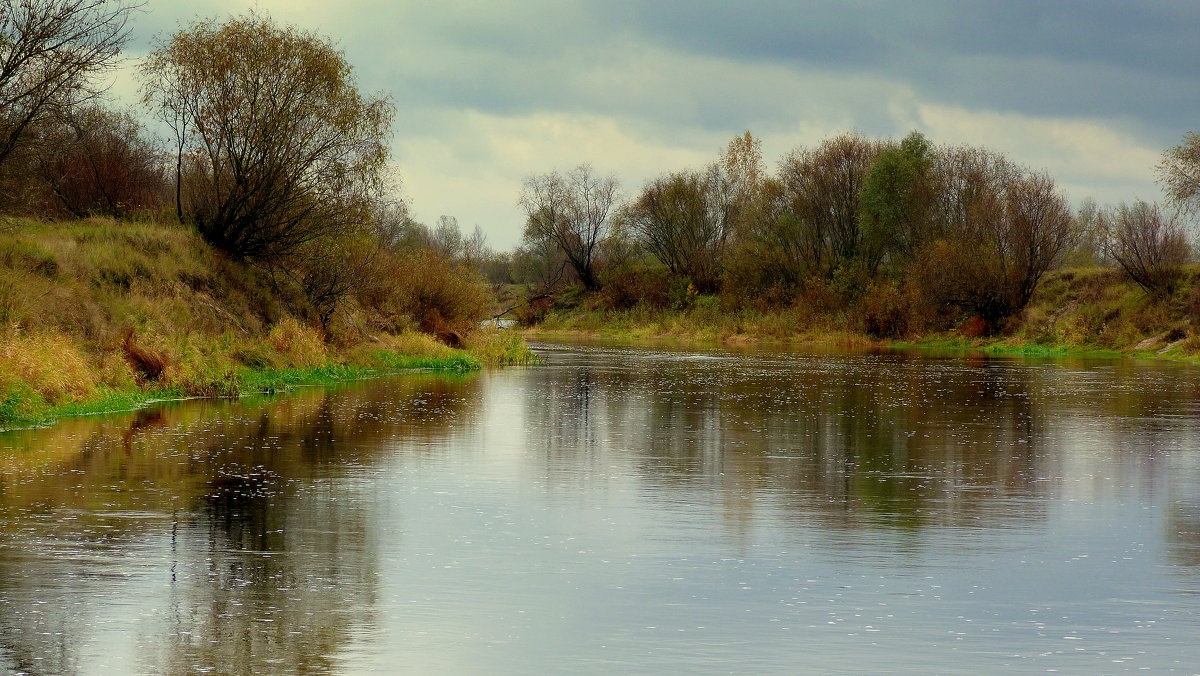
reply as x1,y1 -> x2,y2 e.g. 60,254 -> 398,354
0,384 -> 182,429
466,330 -> 540,366
890,337 -> 1137,360
234,351 -> 479,396
235,363 -> 375,395
367,350 -> 481,372
0,348 -> 487,430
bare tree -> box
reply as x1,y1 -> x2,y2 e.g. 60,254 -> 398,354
625,167 -> 732,292
999,171 -> 1077,310
462,224 -> 488,267
431,215 -> 462,259
774,133 -> 885,279
1099,200 -> 1189,297
916,146 -> 1076,326
519,164 -> 618,291
1158,131 -> 1200,218
511,230 -> 568,292
1063,197 -> 1102,267
140,13 -> 393,261
33,104 -> 166,217
0,0 -> 136,176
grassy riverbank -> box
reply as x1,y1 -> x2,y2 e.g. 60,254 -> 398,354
521,266 -> 1200,363
1,349 -> 472,429
0,217 -> 535,429
1,318 -> 533,430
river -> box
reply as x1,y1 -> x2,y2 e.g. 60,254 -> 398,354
1,340 -> 1198,674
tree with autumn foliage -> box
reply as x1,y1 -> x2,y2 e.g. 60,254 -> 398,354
911,146 -> 1076,328
623,167 -> 732,293
139,13 -> 393,262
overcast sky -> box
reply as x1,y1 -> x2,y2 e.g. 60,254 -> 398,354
111,1 -> 1198,249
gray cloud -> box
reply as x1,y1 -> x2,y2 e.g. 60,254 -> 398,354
594,0 -> 1200,143
134,1 -> 1198,140
118,1 -> 1189,246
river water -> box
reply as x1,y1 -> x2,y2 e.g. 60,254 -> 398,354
1,340 -> 1198,674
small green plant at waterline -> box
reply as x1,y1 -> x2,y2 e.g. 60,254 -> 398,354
0,384 -> 46,427
367,350 -> 480,372
467,330 -> 540,366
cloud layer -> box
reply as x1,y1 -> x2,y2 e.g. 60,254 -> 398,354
115,1 -> 1193,248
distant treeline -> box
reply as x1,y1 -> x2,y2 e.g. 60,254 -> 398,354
489,130 -> 1198,337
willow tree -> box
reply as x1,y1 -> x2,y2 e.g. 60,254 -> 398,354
1158,131 -> 1200,218
859,131 -> 935,265
774,133 -> 886,279
1098,200 -> 1189,298
139,13 -> 393,261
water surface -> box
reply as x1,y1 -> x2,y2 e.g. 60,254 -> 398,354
1,341 -> 1199,674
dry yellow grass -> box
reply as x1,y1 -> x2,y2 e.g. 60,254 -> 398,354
0,331 -> 108,404
268,316 -> 328,367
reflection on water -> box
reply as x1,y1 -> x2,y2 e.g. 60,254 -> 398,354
0,374 -> 477,675
1,343 -> 1199,673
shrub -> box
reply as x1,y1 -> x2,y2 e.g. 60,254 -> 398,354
158,339 -> 240,398
1099,201 -> 1189,298
793,276 -> 841,316
267,317 -> 327,367
465,329 -> 539,366
858,279 -> 920,338
364,248 -> 489,342
594,264 -> 671,310
514,295 -> 553,326
910,239 -> 1003,333
959,316 -> 989,338
720,241 -> 797,310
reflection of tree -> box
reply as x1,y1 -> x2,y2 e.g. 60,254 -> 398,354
524,347 -> 1200,541
1167,500 -> 1200,568
0,373 -> 480,675
525,366 -> 609,485
156,470 -> 377,675
0,563 -> 87,675
713,356 -> 1052,534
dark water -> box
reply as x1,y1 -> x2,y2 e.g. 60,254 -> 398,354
1,340 -> 1199,675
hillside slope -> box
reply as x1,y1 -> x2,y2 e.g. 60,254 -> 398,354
0,217 -> 531,427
